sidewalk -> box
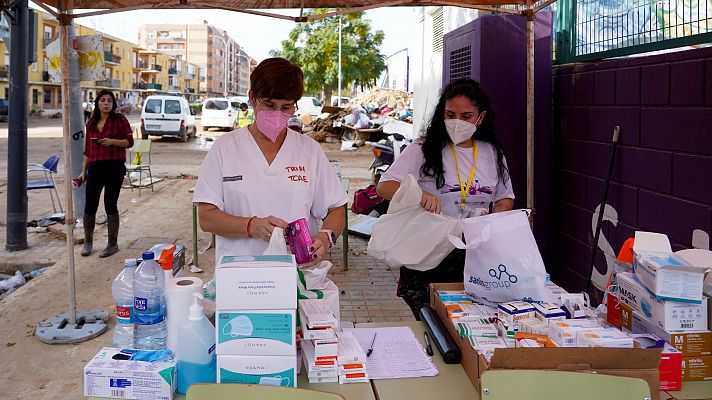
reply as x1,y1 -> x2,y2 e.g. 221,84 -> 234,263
0,150 -> 412,399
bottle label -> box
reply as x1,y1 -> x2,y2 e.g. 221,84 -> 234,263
133,296 -> 165,325
116,305 -> 133,324
134,297 -> 147,311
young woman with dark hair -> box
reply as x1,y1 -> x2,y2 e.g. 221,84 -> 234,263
193,58 -> 347,267
76,89 -> 134,257
376,78 -> 515,318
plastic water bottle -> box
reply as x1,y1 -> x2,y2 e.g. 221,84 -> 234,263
134,251 -> 167,350
112,259 -> 137,348
176,293 -> 216,393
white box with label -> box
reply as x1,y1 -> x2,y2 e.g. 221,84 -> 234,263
618,272 -> 707,331
216,310 -> 296,356
217,355 -> 297,387
216,255 -> 297,310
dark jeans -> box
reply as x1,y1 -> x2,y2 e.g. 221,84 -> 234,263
85,160 -> 126,216
398,249 -> 466,320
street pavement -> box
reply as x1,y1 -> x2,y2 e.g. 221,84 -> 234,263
0,117 -> 413,399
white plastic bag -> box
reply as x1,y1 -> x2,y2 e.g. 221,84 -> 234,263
448,210 -> 554,306
263,227 -> 289,255
367,174 -> 462,271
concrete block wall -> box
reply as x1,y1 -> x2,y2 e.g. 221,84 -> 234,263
550,47 -> 712,298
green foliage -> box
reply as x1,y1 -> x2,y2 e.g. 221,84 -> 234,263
271,10 -> 386,99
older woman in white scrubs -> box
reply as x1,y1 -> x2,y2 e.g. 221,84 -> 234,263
193,58 -> 347,267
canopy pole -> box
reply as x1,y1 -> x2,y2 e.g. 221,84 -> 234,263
58,11 -> 77,325
525,9 -> 535,212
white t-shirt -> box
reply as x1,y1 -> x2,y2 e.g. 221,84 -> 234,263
381,140 -> 515,218
192,127 -> 348,260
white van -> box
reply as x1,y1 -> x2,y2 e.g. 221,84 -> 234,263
201,98 -> 238,131
295,96 -> 323,117
141,95 -> 196,142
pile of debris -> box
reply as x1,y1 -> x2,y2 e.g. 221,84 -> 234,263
348,88 -> 413,110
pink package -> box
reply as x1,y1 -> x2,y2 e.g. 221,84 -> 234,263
287,218 -> 313,264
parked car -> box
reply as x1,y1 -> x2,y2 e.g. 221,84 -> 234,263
201,97 -> 237,131
295,96 -> 323,117
331,96 -> 350,107
0,99 -> 8,122
140,95 -> 196,142
229,96 -> 251,109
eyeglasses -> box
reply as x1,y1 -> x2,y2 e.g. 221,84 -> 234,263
256,98 -> 297,114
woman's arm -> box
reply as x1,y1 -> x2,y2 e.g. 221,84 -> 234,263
493,198 -> 514,213
77,155 -> 89,180
376,180 -> 400,200
197,203 -> 288,241
299,206 -> 346,268
377,179 -> 441,214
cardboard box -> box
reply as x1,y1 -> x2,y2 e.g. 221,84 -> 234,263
217,355 -> 297,387
497,301 -> 535,331
430,283 -> 662,399
216,255 -> 297,310
216,310 -> 296,356
633,232 -> 706,303
83,348 -> 176,400
681,356 -> 712,381
618,302 -> 712,356
617,272 -> 707,331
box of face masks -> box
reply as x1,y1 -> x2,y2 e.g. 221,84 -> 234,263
617,272 -> 707,331
633,232 -> 707,303
217,355 -> 297,387
216,255 -> 297,310
216,310 -> 296,356
83,348 -> 176,399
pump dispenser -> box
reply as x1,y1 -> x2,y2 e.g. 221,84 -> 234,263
176,293 -> 216,393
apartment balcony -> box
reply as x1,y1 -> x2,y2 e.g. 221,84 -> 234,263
145,83 -> 162,90
0,66 -> 8,79
105,52 -> 122,65
168,67 -> 179,75
42,71 -> 50,82
185,88 -> 196,93
133,83 -> 146,89
184,71 -> 196,80
168,85 -> 181,92
139,63 -> 162,74
96,79 -> 121,88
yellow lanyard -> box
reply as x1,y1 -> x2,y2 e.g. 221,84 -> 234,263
449,141 -> 478,210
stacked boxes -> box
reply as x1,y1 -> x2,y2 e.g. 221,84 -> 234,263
336,331 -> 369,384
215,255 -> 298,387
299,299 -> 340,383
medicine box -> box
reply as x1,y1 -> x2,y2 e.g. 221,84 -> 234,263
83,348 -> 176,400
576,329 -> 635,348
339,372 -> 369,384
630,334 -> 682,391
301,339 -> 338,373
533,302 -> 566,322
617,272 -> 707,331
497,301 -> 535,331
300,310 -> 337,340
633,232 -> 706,303
618,302 -> 712,356
216,310 -> 296,356
309,375 -> 339,384
454,319 -> 499,338
336,331 -> 366,364
298,299 -> 338,329
216,255 -> 297,310
549,319 -> 602,347
681,356 -> 712,381
217,355 -> 297,387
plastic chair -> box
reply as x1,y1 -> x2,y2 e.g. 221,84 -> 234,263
186,383 -> 345,400
479,370 -> 652,400
27,154 -> 63,214
125,139 -> 153,196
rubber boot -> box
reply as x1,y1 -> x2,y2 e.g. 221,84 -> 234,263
80,214 -> 95,257
99,213 -> 120,258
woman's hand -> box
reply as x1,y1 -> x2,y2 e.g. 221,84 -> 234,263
420,190 -> 441,214
98,138 -> 113,146
298,234 -> 328,268
249,216 -> 289,241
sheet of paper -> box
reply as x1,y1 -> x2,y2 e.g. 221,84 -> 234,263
343,326 -> 439,380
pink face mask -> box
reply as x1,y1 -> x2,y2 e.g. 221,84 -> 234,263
255,109 -> 292,143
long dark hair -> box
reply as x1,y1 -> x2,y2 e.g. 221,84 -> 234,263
420,78 -> 509,189
87,89 -> 119,128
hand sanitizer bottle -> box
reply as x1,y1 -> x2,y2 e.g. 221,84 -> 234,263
176,293 -> 216,393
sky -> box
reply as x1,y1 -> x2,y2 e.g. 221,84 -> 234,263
66,7 -> 418,62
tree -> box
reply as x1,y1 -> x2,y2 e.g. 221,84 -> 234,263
271,9 -> 386,104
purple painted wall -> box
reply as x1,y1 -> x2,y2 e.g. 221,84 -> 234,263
551,47 -> 712,298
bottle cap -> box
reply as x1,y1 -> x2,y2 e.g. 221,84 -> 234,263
188,292 -> 204,321
124,258 -> 137,268
142,251 -> 155,260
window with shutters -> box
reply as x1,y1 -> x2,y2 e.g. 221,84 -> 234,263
449,46 -> 471,81
431,7 -> 444,53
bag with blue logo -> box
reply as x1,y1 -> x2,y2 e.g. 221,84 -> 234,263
448,209 -> 554,306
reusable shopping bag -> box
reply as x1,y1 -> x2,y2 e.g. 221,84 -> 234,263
367,174 -> 462,271
448,209 -> 554,306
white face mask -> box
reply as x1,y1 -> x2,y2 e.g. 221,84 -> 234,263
222,315 -> 254,337
445,119 -> 477,145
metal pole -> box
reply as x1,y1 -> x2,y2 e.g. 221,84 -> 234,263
68,21 -> 86,219
5,0 -> 29,251
525,11 -> 535,211
337,15 -> 342,103
59,13 -> 77,325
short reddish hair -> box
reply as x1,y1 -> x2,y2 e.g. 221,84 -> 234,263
250,58 -> 304,102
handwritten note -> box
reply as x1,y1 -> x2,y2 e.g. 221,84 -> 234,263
344,326 -> 439,380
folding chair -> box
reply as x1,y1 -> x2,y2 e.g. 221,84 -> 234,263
27,154 -> 63,214
125,139 -> 154,196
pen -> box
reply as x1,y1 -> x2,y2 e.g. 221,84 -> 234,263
366,332 -> 377,357
423,331 -> 433,356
